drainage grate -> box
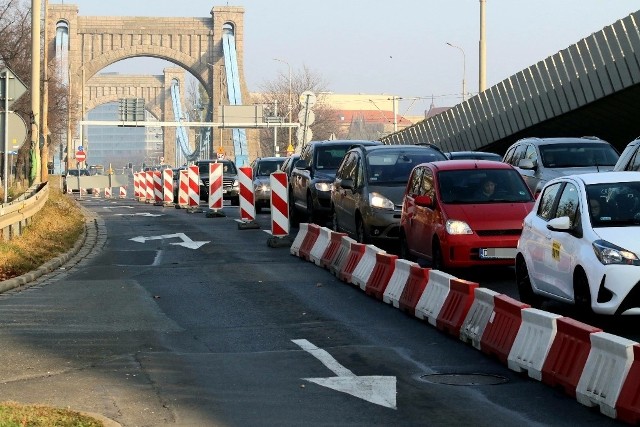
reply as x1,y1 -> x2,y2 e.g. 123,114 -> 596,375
419,373 -> 509,386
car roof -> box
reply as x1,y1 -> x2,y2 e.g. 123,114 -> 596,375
447,151 -> 501,157
568,171 -> 640,185
255,156 -> 286,162
309,139 -> 380,147
428,159 -> 515,171
517,137 -> 610,146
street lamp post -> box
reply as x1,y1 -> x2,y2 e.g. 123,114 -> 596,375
446,42 -> 467,102
273,58 -> 292,155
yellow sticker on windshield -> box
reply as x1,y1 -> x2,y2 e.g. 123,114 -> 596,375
552,241 -> 561,260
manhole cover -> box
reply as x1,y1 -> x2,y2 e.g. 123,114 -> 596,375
419,373 -> 508,386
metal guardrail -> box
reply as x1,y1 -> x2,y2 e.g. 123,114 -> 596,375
380,10 -> 640,151
0,182 -> 49,241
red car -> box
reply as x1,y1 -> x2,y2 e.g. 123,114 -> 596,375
399,160 -> 535,269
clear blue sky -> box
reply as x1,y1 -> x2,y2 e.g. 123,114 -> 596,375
56,0 -> 640,116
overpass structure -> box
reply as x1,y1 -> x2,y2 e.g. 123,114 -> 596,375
381,10 -> 640,154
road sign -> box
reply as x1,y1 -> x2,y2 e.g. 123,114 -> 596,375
77,146 -> 84,152
0,111 -> 27,150
76,151 -> 86,162
0,67 -> 28,108
299,91 -> 317,108
296,127 -> 313,144
298,109 -> 315,126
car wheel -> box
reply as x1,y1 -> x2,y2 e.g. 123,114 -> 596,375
289,190 -> 300,227
573,269 -> 593,314
399,232 -> 414,261
431,240 -> 444,270
306,193 -> 317,224
356,215 -> 369,244
331,206 -> 340,231
516,256 -> 543,308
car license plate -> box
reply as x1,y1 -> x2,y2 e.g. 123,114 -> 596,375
223,199 -> 231,206
479,248 -> 517,259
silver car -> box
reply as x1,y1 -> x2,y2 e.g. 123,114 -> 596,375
250,156 -> 286,213
502,136 -> 619,197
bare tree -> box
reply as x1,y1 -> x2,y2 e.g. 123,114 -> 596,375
255,65 -> 341,156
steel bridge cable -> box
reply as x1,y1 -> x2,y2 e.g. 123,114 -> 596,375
222,28 -> 248,166
171,80 -> 199,162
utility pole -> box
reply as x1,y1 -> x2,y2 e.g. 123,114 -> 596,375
30,0 -> 42,184
41,0 -> 49,181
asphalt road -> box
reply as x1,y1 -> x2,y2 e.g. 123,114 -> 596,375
0,197 -> 626,426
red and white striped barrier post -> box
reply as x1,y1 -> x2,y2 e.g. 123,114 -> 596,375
93,188 -> 101,198
187,165 -> 201,212
267,171 -> 292,247
119,186 -> 127,199
236,166 -> 259,227
153,171 -> 163,205
145,171 -> 154,203
206,162 -> 225,217
135,173 -> 143,201
162,168 -> 174,206
104,187 -> 112,198
177,169 -> 189,208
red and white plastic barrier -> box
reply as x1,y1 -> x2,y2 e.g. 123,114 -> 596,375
133,173 -> 140,199
178,170 -> 189,207
209,162 -> 223,210
188,165 -> 199,208
163,168 -> 174,205
270,171 -> 289,238
435,278 -> 479,337
364,253 -> 398,300
145,171 -> 154,202
290,223 -> 309,257
480,294 -> 530,364
320,231 -> 348,269
104,187 -> 112,198
459,287 -> 499,350
576,332 -> 636,418
541,317 -> 602,397
351,244 -> 385,289
382,259 -> 417,307
299,223 -> 321,261
616,344 -> 640,424
415,269 -> 456,324
153,171 -> 163,204
398,264 -> 431,317
92,188 -> 100,197
238,166 -> 255,220
309,226 -> 332,266
119,186 -> 127,199
329,235 -> 357,277
507,308 -> 562,380
338,242 -> 365,283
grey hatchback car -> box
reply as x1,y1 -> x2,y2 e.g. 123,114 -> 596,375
502,136 -> 619,197
331,144 -> 448,244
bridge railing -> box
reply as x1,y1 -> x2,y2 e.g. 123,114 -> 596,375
0,182 -> 49,241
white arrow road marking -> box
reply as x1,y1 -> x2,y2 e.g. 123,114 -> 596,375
129,233 -> 209,249
103,206 -> 134,209
292,339 -> 397,409
115,213 -> 163,217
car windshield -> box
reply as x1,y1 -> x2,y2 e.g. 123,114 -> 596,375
438,169 -> 533,204
67,169 -> 89,176
256,159 -> 285,176
540,143 -> 619,168
315,146 -> 350,169
587,182 -> 640,227
368,150 -> 446,184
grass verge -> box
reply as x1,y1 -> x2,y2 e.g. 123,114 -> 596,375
0,401 -> 103,426
0,185 -> 85,281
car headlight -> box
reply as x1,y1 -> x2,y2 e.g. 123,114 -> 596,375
445,219 -> 473,235
233,179 -> 239,188
369,192 -> 394,210
315,182 -> 333,192
592,239 -> 640,266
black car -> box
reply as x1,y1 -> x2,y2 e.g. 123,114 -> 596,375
289,140 -> 381,225
196,159 -> 240,205
331,144 -> 448,243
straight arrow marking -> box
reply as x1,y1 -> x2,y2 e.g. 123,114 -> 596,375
292,339 -> 397,409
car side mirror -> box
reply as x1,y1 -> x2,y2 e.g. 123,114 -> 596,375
294,159 -> 307,169
518,158 -> 536,170
414,194 -> 434,208
546,216 -> 571,231
339,178 -> 354,189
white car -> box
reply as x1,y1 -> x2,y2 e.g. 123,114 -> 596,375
516,171 -> 640,315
